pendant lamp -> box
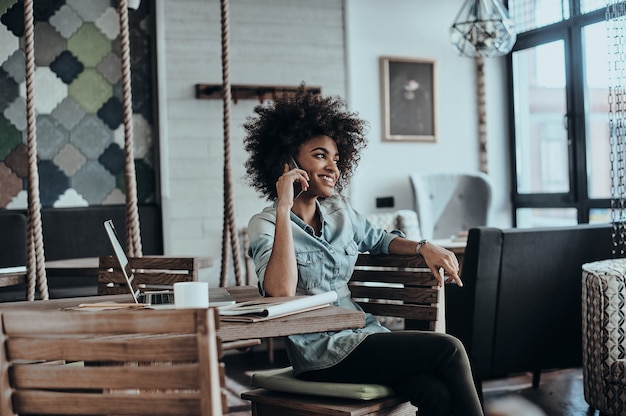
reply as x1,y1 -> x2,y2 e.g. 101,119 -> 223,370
450,0 -> 516,58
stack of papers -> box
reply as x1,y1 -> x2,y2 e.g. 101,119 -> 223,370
219,291 -> 338,322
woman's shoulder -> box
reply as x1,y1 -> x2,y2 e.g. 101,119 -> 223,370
320,195 -> 352,212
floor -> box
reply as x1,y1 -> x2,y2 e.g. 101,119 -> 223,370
222,346 -> 599,416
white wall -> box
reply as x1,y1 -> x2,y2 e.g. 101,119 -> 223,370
345,0 -> 511,230
156,0 -> 512,286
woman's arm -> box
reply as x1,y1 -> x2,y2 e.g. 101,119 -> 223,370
261,164 -> 309,297
388,237 -> 463,287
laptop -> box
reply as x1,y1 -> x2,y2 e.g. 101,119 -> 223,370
103,219 -> 236,308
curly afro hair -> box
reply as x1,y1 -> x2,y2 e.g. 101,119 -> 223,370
243,84 -> 369,201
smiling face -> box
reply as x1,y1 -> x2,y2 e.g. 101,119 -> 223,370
294,135 -> 340,199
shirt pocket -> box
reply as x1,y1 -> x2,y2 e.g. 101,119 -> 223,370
295,251 -> 324,290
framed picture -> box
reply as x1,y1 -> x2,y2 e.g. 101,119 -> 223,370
380,57 -> 437,142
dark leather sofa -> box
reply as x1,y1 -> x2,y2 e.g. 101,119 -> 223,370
446,223 -> 613,394
0,205 -> 163,301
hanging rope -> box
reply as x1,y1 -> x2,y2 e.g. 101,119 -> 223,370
23,0 -> 48,301
219,0 -> 243,286
118,0 -> 143,257
476,56 -> 488,174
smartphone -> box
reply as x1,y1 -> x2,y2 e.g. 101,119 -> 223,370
288,157 -> 304,199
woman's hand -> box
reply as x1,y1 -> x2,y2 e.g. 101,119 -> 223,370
419,242 -> 463,287
276,163 -> 309,206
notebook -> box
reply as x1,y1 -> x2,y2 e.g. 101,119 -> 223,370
103,219 -> 236,308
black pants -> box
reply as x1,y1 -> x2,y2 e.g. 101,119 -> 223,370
298,331 -> 484,416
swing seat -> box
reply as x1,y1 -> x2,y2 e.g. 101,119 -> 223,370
241,253 -> 445,416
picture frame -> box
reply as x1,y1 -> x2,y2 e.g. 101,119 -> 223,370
380,57 -> 437,142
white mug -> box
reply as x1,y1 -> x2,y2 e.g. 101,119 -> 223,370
174,282 -> 209,309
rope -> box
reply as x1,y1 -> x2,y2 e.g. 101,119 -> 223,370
118,0 -> 143,257
219,0 -> 243,286
23,0 -> 48,301
476,56 -> 488,174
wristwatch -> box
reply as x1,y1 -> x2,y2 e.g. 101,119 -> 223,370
416,239 -> 428,256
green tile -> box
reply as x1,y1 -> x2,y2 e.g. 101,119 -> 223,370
0,116 -> 21,159
67,23 -> 111,67
0,0 -> 17,15
68,69 -> 112,113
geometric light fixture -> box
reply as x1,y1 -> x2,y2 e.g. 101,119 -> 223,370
450,0 -> 516,58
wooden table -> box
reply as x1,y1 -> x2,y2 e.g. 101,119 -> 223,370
0,291 -> 366,343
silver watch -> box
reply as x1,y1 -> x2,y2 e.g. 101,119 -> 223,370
416,239 -> 428,256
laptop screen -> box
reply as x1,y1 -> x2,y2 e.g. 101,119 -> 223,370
103,219 -> 141,303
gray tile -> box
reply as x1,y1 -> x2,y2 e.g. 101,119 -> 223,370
51,97 -> 85,131
2,50 -> 25,83
53,142 -> 86,176
95,7 -> 119,40
96,52 -> 121,84
72,159 -> 115,203
34,67 -> 68,114
36,115 -> 69,159
3,96 -> 26,131
67,0 -> 110,23
34,22 -> 66,66
49,4 -> 84,39
70,114 -> 111,159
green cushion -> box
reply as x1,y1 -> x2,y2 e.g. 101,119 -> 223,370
250,367 -> 396,400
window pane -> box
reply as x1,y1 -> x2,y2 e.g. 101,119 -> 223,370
516,208 -> 578,227
583,21 -> 610,199
589,208 -> 610,224
580,0 -> 606,14
509,0 -> 569,33
513,41 -> 569,194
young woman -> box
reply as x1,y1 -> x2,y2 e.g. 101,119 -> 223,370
243,86 -> 484,416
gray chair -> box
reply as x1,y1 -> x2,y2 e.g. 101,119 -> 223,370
409,172 -> 492,240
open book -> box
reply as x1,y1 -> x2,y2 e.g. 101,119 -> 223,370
218,291 -> 338,322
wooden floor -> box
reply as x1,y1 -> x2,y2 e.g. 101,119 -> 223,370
222,347 -> 598,416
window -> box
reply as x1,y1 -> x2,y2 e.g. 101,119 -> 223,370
508,0 -> 607,227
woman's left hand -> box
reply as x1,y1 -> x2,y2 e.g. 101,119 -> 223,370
419,242 -> 463,287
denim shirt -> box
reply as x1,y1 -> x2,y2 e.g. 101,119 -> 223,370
247,196 -> 399,375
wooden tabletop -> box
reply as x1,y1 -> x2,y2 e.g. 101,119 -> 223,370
0,290 -> 366,343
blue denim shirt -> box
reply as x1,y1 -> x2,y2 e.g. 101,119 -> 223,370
247,196 -> 399,375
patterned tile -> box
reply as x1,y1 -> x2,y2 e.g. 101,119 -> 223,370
50,50 -> 84,84
34,22 -> 66,66
51,97 -> 84,130
32,0 -> 64,23
2,49 -> 25,83
49,4 -> 83,39
36,114 -> 68,159
67,22 -> 110,67
68,68 -> 111,113
131,65 -> 153,124
0,19 -> 18,64
102,186 -> 125,205
0,67 -> 18,113
39,159 -> 70,207
4,96 -> 26,131
0,161 -> 21,207
115,158 -> 155,203
67,0 -> 110,23
1,1 -> 24,37
6,189 -> 27,209
97,96 -> 123,129
70,114 -> 111,159
32,66 -> 68,113
95,6 -> 118,40
53,188 -> 89,208
0,115 -> 20,159
53,142 -> 86,176
3,142 -> 27,178
96,52 -> 121,84
73,159 -> 115,203
0,1 -> 18,16
98,142 -> 124,175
